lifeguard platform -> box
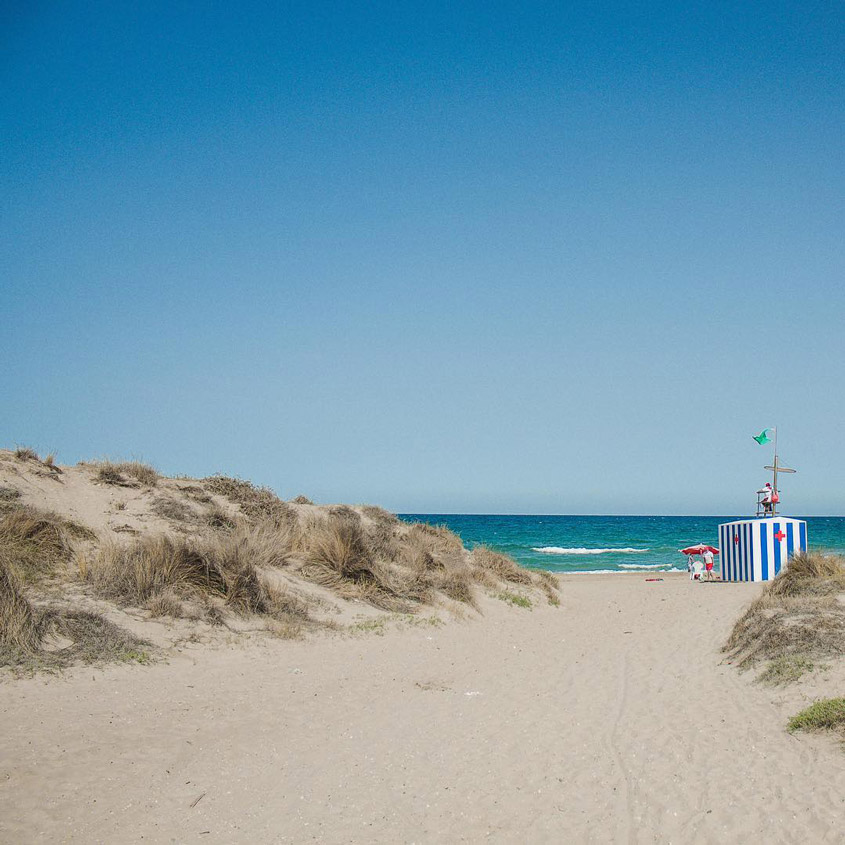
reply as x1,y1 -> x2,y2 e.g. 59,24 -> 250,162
719,429 -> 807,582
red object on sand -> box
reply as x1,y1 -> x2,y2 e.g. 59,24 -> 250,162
680,544 -> 720,556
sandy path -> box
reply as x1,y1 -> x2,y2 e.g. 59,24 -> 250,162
1,574 -> 844,843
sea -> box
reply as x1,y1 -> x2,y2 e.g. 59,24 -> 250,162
398,514 -> 845,574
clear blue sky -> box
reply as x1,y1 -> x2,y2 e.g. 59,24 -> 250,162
2,2 -> 843,514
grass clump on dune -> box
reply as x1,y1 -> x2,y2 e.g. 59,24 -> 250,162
151,496 -> 195,523
300,515 -> 421,611
766,552 -> 845,598
93,460 -> 159,487
0,506 -> 75,582
203,475 -> 293,524
0,553 -> 44,656
86,525 -> 309,626
14,446 -> 39,461
497,590 -> 532,609
1,551 -> 149,671
472,545 -> 532,585
788,698 -> 845,734
725,552 -> 845,679
358,505 -> 398,526
757,655 -> 817,686
0,486 -> 22,508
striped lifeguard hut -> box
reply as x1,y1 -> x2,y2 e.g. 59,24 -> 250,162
719,517 -> 808,582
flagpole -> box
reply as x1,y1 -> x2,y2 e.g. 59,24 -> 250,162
773,427 -> 778,515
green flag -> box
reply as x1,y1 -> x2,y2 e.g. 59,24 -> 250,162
753,428 -> 774,445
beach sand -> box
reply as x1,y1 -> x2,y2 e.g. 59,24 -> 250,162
1,572 -> 843,843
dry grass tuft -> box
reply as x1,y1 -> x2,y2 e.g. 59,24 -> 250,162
0,507 -> 75,582
48,611 -> 151,666
440,570 -> 478,608
724,552 -> 845,674
93,460 -> 158,487
291,495 -> 314,505
87,525 -> 303,622
766,552 -> 845,598
151,497 -> 195,523
536,572 -> 561,606
329,505 -> 361,522
146,589 -> 187,619
300,515 -> 419,611
179,485 -> 213,504
406,522 -> 465,558
0,486 -> 22,505
203,475 -> 292,524
471,545 -> 532,585
268,617 -> 305,639
204,506 -> 237,531
14,446 -> 39,461
359,505 -> 398,525
1,551 -> 149,670
88,535 -> 228,605
0,553 -> 43,655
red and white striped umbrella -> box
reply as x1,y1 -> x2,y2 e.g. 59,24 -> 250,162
680,544 -> 720,556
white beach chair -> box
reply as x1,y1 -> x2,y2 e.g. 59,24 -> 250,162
690,560 -> 705,581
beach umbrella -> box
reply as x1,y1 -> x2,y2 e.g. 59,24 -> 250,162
680,544 -> 719,556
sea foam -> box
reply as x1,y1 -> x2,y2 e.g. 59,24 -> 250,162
532,546 -> 649,555
567,567 -> 684,575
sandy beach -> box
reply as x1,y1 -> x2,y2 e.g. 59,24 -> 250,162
2,572 -> 843,844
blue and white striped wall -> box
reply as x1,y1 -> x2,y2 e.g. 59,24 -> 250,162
718,518 -> 808,582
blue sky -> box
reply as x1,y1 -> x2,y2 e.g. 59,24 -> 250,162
2,2 -> 843,514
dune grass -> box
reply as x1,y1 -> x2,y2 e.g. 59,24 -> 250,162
0,553 -> 43,655
203,475 -> 293,524
472,545 -> 532,585
0,550 -> 149,671
497,590 -> 532,609
93,460 -> 159,487
0,486 -> 22,506
85,525 -> 309,628
151,496 -> 195,523
14,446 -> 39,461
788,698 -> 845,734
3,450 -> 558,647
757,654 -> 816,686
725,552 -> 845,679
359,505 -> 399,525
300,515 -> 423,611
0,506 -> 75,582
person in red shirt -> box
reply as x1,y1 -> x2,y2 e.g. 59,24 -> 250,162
703,548 -> 715,580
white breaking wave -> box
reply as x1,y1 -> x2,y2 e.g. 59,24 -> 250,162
618,563 -> 666,569
532,546 -> 649,555
568,568 -> 684,575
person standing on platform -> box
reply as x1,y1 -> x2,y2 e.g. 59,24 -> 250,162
758,482 -> 774,515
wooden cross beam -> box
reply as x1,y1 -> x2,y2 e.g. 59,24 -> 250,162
763,454 -> 796,514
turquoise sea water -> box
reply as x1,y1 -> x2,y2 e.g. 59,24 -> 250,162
398,515 -> 845,574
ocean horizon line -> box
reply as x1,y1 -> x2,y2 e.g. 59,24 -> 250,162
397,512 -> 845,519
